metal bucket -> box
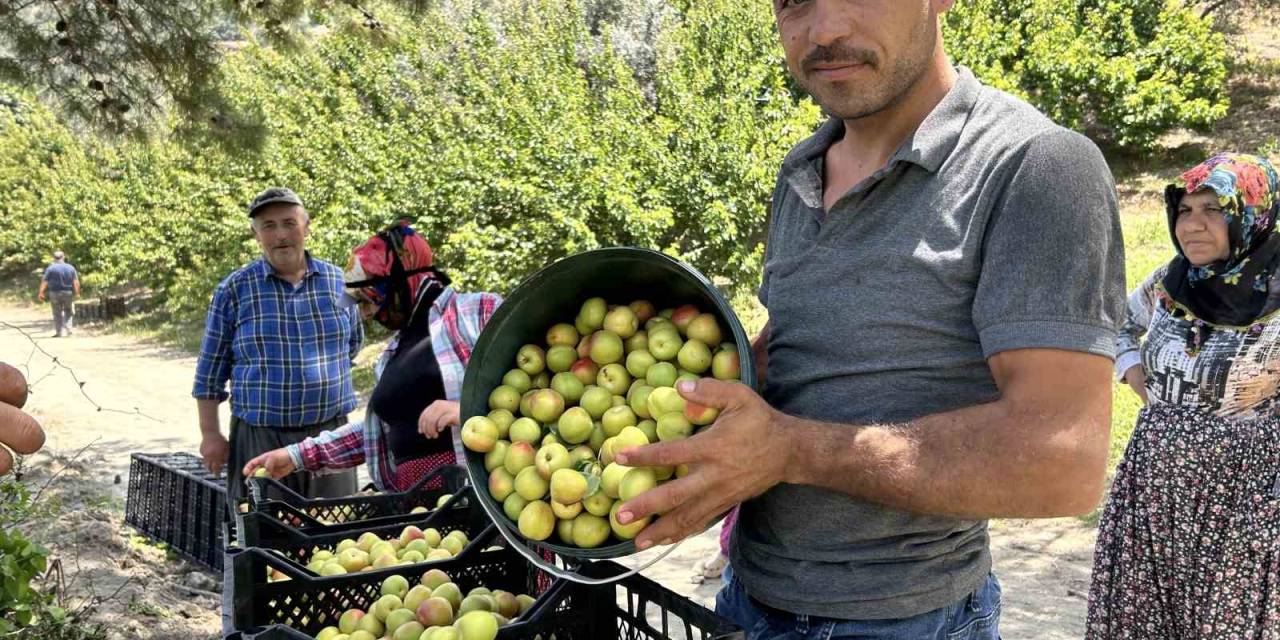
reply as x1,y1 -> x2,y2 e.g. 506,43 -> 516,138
460,247 -> 757,562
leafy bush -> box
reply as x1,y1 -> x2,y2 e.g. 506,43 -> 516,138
0,1 -> 817,317
0,479 -> 105,639
0,0 -> 1232,321
0,522 -> 49,632
945,0 -> 1231,148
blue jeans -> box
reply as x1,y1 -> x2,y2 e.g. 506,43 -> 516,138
715,568 -> 1002,640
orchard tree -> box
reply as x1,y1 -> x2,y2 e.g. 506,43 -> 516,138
0,0 -> 1235,150
944,0 -> 1230,148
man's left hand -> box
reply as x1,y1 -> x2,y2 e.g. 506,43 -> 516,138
614,379 -> 794,550
418,400 -> 461,439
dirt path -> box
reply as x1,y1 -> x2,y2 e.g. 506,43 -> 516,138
2,301 -> 228,639
0,301 -> 222,489
0,299 -> 1097,638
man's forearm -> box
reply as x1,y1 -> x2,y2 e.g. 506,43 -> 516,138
73,280 -> 80,296
197,399 -> 222,436
784,402 -> 1108,519
782,353 -> 1112,520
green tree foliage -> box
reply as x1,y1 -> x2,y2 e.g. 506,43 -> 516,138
0,1 -> 818,316
945,0 -> 1230,148
0,0 -> 421,134
0,0 -> 1234,318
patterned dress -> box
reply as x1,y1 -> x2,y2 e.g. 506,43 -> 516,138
1088,265 -> 1280,638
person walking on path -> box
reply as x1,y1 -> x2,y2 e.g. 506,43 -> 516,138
192,187 -> 364,511
38,251 -> 80,338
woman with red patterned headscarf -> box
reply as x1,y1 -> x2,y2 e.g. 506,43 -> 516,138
1089,154 -> 1280,637
243,222 -> 503,492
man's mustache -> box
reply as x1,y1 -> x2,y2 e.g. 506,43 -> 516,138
802,44 -> 879,72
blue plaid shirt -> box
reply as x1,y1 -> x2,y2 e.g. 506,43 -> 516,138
192,254 -> 363,427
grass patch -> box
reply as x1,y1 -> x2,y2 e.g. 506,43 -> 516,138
0,273 -> 39,305
729,285 -> 768,338
126,598 -> 171,619
1120,208 -> 1173,289
111,310 -> 206,356
352,364 -> 377,396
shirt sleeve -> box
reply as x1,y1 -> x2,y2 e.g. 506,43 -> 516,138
192,282 -> 236,401
759,173 -> 786,308
479,292 -> 503,331
972,128 -> 1126,359
1114,268 -> 1164,380
288,420 -> 366,472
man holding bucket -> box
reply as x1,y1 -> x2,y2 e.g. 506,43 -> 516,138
616,1 -> 1124,637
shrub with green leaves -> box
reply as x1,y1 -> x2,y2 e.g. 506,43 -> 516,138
0,0 -> 1232,321
0,1 -> 817,318
0,480 -> 59,635
0,525 -> 49,632
945,0 -> 1230,148
0,479 -> 107,639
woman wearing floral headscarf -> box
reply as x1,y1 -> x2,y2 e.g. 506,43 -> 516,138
243,221 -> 503,492
1088,154 -> 1280,638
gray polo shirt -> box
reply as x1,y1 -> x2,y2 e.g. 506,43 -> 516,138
732,67 -> 1125,620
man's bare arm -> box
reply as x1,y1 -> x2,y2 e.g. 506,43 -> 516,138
785,349 -> 1112,518
616,348 -> 1113,547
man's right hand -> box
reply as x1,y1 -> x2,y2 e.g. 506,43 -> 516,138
201,431 -> 230,476
242,448 -> 297,480
37,292 -> 44,302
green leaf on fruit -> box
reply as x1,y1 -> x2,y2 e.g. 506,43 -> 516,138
584,473 -> 601,497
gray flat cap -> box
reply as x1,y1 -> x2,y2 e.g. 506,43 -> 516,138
248,187 -> 304,218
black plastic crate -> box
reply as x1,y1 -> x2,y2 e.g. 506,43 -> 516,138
246,465 -> 466,526
225,544 -> 742,640
242,481 -> 474,538
225,531 -> 527,631
235,487 -> 492,574
125,452 -> 228,571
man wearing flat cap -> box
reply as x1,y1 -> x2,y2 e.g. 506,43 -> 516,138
192,187 -> 363,509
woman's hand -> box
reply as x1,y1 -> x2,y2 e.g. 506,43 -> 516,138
242,448 -> 297,480
1123,365 -> 1149,404
418,400 -> 461,439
